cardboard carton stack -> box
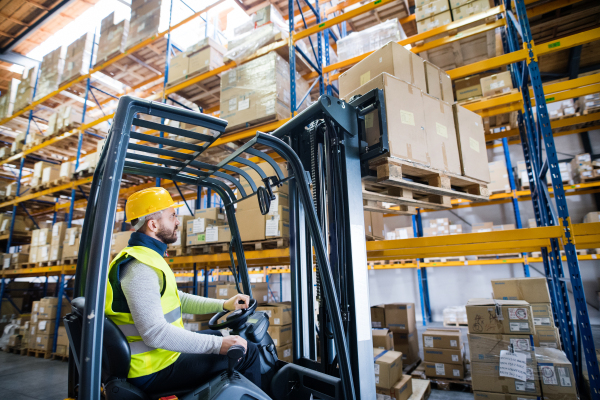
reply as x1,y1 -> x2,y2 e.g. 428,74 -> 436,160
183,312 -> 214,332
487,161 -> 511,194
0,213 -> 34,234
14,67 -> 37,113
61,32 -> 94,86
424,218 -> 450,237
547,99 -> 576,121
126,0 -> 162,50
32,161 -> 60,188
185,207 -> 228,247
480,71 -> 513,98
257,303 -> 293,362
442,306 -> 467,326
337,19 -> 406,62
371,303 -> 421,366
111,231 -> 133,257
215,282 -> 272,304
422,328 -> 465,380
374,348 -> 413,400
32,297 -> 70,353
62,227 -> 81,262
0,78 -> 19,119
467,297 -> 541,397
451,0 -> 491,20
455,74 -> 483,102
35,47 -> 65,101
416,0 -> 452,34
95,12 -> 129,66
55,326 -> 70,356
534,347 -> 579,400
167,37 -> 226,86
491,277 -> 561,349
364,211 -> 385,240
46,105 -> 85,136
340,42 -> 489,182
220,52 -> 310,132
570,153 -> 600,182
577,93 -> 600,114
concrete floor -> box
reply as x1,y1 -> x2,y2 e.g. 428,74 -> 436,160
0,322 -> 597,400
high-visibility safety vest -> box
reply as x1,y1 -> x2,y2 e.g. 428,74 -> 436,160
105,246 -> 183,378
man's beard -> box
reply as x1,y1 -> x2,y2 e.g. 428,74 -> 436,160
156,225 -> 178,244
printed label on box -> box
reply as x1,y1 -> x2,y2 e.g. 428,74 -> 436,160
515,382 -> 536,392
452,355 -> 459,362
265,218 -> 279,237
557,367 -> 572,387
400,110 -> 415,126
193,218 -> 206,233
534,318 -> 551,326
274,318 -> 280,325
205,226 -> 218,242
374,363 -> 380,375
273,338 -> 278,346
453,369 -> 460,377
3,258 -> 9,269
238,98 -> 250,111
510,322 -> 530,332
510,338 -> 531,352
229,98 -> 237,112
372,321 -> 382,328
450,340 -> 457,347
436,123 -> 448,138
435,363 -> 445,376
424,336 -> 434,348
52,225 -> 59,236
540,365 -> 558,385
508,308 -> 528,320
469,137 -> 480,153
284,349 -> 291,357
229,70 -> 236,83
219,288 -> 228,296
69,232 -> 76,246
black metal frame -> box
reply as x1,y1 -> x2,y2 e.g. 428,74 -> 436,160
70,93 -> 388,400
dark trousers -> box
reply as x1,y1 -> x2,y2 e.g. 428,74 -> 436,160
129,329 -> 261,394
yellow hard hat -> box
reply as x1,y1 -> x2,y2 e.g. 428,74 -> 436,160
126,187 -> 183,222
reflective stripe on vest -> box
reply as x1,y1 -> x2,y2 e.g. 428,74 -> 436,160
105,246 -> 183,378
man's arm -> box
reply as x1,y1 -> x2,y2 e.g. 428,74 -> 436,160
178,291 -> 225,315
120,260 -> 223,354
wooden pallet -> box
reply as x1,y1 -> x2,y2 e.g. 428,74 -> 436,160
52,352 -> 69,361
225,113 -> 282,134
428,373 -> 472,392
408,379 -> 432,400
423,256 -> 466,263
366,157 -> 489,203
443,322 -> 469,327
37,260 -> 61,267
4,346 -> 22,354
62,257 -> 78,266
50,176 -> 71,187
27,349 -> 52,359
362,180 -> 452,215
18,262 -> 37,269
368,259 -> 417,266
73,167 -> 96,180
242,238 -> 289,251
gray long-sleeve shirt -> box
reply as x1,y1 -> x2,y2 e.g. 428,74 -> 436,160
120,259 -> 226,354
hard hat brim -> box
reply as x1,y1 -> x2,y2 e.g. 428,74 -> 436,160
125,203 -> 185,223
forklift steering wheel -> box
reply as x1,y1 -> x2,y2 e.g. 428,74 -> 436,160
208,298 -> 258,330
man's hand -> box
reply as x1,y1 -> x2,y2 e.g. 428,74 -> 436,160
219,335 -> 247,355
224,293 -> 250,311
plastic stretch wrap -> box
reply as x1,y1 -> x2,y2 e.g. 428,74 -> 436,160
220,52 -> 310,131
577,93 -> 600,112
233,4 -> 286,36
534,348 -> 578,400
337,19 -> 406,61
61,32 -> 95,85
126,0 -> 162,50
35,47 -> 65,101
0,78 -> 18,118
96,13 -> 130,64
224,23 -> 287,62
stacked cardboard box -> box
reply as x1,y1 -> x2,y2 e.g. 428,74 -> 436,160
395,227 -> 414,239
111,231 -> 133,256
32,161 -> 60,188
584,212 -> 600,223
480,71 -> 513,98
424,218 -> 450,237
337,18 -> 406,62
472,222 -> 493,233
61,32 -> 94,86
491,277 -> 561,349
257,303 -> 292,361
0,213 -> 34,234
14,67 -> 37,113
35,47 -> 65,101
577,93 -> 600,113
215,282 -> 272,304
185,207 -> 226,246
451,0 -> 491,20
27,300 -> 39,350
371,303 -> 421,365
32,297 -> 70,352
62,227 -> 81,262
55,326 -> 70,356
422,328 -> 465,379
467,297 -> 541,396
220,52 -> 310,132
535,347 -> 579,400
168,37 -> 226,85
453,103 -> 489,182
96,12 -> 129,66
373,328 -> 394,350
126,0 -> 162,50
416,0 -> 452,34
424,61 -> 453,103
49,222 -> 66,263
183,312 -> 213,332
374,346 -> 412,400
364,211 -> 385,240
488,161 -> 511,194
570,153 -> 599,182
0,78 -> 19,119
455,74 -> 483,101
226,5 -> 287,62
46,105 -> 85,136
547,99 -> 576,120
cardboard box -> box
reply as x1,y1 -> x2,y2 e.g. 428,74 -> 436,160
488,161 -> 511,193
216,282 -> 269,304
481,71 -> 513,97
39,297 -> 70,320
471,361 -> 541,395
468,333 -> 536,363
37,319 -> 56,337
64,227 -> 81,246
371,305 -> 386,328
237,192 -> 288,213
37,245 -> 50,262
49,244 -> 62,262
374,348 -> 403,389
394,331 -> 421,364
276,343 -> 293,362
395,227 -> 414,239
344,73 -> 429,165
236,209 -> 266,241
370,211 -> 385,240
424,361 -> 464,379
57,326 -> 69,346
339,42 -> 427,99
535,347 -> 578,398
385,303 -> 416,333
364,211 -> 373,237
453,104 -> 490,182
491,278 -> 551,304
473,392 -> 538,400
38,228 -> 51,245
188,42 -> 226,76
373,328 -> 394,350
415,0 -> 450,21
423,344 -> 464,365
466,299 -> 535,335
424,60 -> 453,103
376,374 -> 413,400
534,326 -> 562,349
51,222 -> 67,246
531,303 -> 554,327
167,51 -> 189,84
265,206 -> 290,238
170,214 -> 193,247
56,343 -> 70,356
455,75 -> 483,101
268,324 -> 292,347
112,231 -> 133,254
256,302 -> 292,325
35,334 -> 55,351
187,217 -> 219,235
422,329 -> 462,350
205,225 -> 231,243
194,207 -> 225,221
62,238 -> 80,260
423,92 -> 461,174
417,11 -> 452,34
28,246 -> 39,263
452,0 -> 491,19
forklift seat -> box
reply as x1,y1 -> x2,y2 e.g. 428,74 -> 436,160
64,297 -> 192,400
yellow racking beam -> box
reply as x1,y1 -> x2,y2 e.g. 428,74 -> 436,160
527,0 -> 583,18
0,176 -> 93,208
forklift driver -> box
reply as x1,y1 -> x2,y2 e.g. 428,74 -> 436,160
104,187 -> 261,394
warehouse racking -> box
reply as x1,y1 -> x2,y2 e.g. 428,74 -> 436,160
0,0 -> 599,394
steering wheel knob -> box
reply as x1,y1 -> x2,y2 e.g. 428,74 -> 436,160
209,298 -> 258,330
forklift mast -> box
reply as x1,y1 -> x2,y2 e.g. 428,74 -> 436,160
71,91 -> 388,400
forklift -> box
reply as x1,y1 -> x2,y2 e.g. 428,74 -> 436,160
64,90 -> 389,400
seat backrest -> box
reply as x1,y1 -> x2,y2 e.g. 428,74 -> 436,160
65,297 -> 132,382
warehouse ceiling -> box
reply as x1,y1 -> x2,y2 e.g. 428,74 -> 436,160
0,0 -> 101,55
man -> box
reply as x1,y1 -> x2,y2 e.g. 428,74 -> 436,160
105,187 -> 261,395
